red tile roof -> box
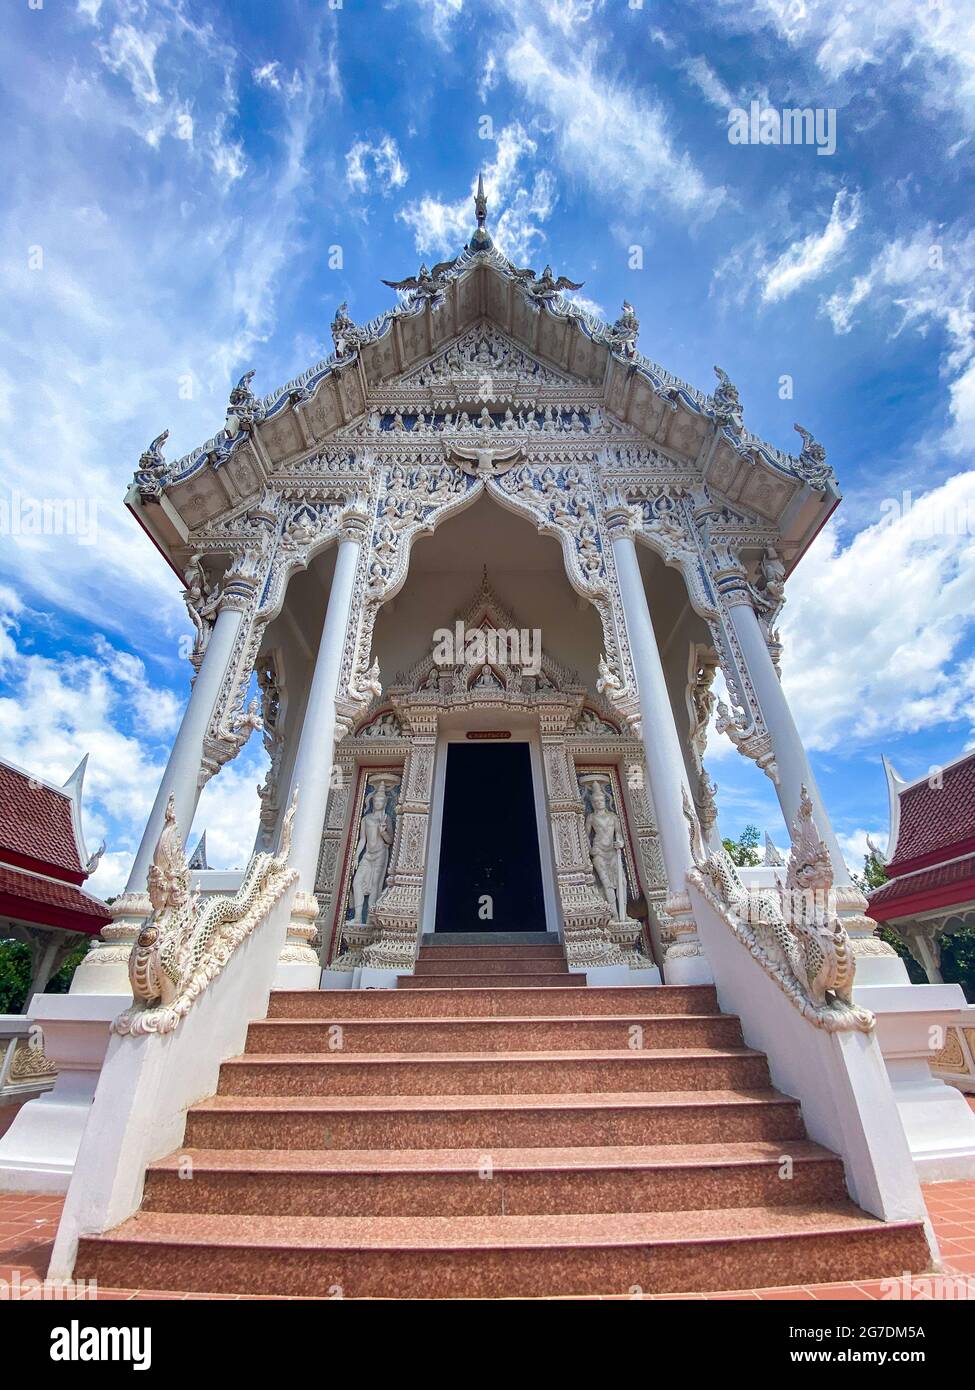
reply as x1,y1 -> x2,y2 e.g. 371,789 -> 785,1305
0,761 -> 86,880
867,854 -> 975,922
0,863 -> 110,935
888,753 -> 975,875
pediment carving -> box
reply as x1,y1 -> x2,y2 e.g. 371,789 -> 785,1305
400,323 -> 576,389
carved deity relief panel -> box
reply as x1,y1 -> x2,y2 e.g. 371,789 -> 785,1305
326,765 -> 402,958
576,766 -> 640,908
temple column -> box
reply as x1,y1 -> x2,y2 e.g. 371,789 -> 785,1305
720,581 -> 850,880
714,552 -> 907,983
605,504 -> 712,984
274,523 -> 365,988
71,595 -> 250,995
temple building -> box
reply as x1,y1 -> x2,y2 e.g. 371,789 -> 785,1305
869,751 -> 975,1094
78,179 -> 858,997
18,184 -> 975,1297
0,756 -> 109,999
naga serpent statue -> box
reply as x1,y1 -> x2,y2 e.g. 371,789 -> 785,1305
686,785 -> 872,1031
120,790 -> 299,1034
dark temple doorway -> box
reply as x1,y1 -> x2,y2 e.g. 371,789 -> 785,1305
434,741 -> 547,933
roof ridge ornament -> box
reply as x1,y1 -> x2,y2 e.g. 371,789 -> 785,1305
512,262 -> 584,308
469,171 -> 492,251
226,370 -> 262,431
711,365 -> 744,435
135,430 -> 170,501
606,301 -> 639,358
381,259 -> 455,310
331,301 -> 365,358
792,423 -> 833,491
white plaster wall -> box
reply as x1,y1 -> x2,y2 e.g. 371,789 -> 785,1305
48,885 -> 297,1279
688,879 -> 935,1254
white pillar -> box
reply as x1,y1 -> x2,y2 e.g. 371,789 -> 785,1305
71,598 -> 247,996
134,604 -> 247,892
607,514 -> 712,984
715,557 -> 909,986
724,592 -> 850,880
275,532 -> 362,989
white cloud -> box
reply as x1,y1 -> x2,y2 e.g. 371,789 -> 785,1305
478,51 -> 498,103
761,189 -> 861,302
837,827 -> 887,870
253,61 -> 282,89
565,291 -> 607,321
726,0 -> 975,130
345,136 -> 408,194
397,122 -> 556,264
822,272 -> 873,333
209,113 -> 247,186
0,586 -> 267,897
503,28 -> 722,219
819,225 -> 975,448
416,0 -> 465,45
96,23 -> 162,107
781,468 -> 975,752
540,0 -> 598,35
681,56 -> 736,111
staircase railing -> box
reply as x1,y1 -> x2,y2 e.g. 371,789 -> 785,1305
116,793 -> 298,1036
684,789 -> 932,1243
48,796 -> 300,1280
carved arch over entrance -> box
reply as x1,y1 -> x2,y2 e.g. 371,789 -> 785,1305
319,571 -> 661,978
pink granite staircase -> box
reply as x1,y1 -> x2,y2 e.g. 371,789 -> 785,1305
399,940 -> 584,989
75,944 -> 930,1298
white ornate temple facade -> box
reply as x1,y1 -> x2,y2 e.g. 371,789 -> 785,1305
68,182 -> 893,1002
24,185 -> 975,1289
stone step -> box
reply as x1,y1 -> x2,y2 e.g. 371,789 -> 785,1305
398,972 -> 585,989
185,1089 -> 805,1151
76,1205 -> 930,1299
268,985 -> 720,1020
244,1013 -> 744,1055
421,933 -> 560,947
142,1140 -> 847,1218
412,956 -> 572,976
217,1048 -> 771,1097
415,944 -> 567,960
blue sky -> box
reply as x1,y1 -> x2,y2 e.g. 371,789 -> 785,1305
2,0 -> 975,894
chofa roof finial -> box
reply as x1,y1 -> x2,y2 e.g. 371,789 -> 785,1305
469,172 -> 491,250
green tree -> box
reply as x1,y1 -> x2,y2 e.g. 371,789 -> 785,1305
0,940 -> 32,1014
0,937 -> 90,1015
722,824 -> 761,867
852,847 -> 888,893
